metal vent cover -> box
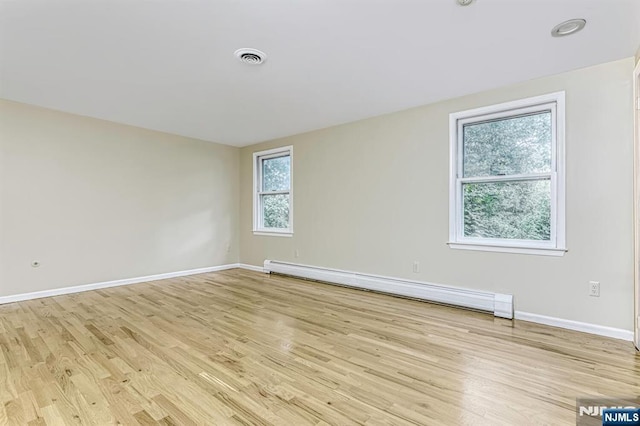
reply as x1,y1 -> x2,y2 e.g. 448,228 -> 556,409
234,48 -> 267,65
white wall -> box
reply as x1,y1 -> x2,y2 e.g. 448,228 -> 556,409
0,100 -> 239,297
1,57 -> 634,332
239,57 -> 636,331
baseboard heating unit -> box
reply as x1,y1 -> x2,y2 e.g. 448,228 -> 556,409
263,260 -> 513,319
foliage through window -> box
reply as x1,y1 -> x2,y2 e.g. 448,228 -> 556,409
253,147 -> 292,234
449,93 -> 566,255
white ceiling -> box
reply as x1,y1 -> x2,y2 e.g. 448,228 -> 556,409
1,0 -> 639,147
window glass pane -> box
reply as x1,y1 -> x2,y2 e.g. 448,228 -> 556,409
463,111 -> 551,177
262,194 -> 289,229
463,180 -> 550,240
262,155 -> 290,191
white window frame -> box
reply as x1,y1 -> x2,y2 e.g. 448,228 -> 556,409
253,146 -> 293,237
448,92 -> 566,256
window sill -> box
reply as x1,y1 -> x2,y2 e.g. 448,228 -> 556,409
253,230 -> 293,237
447,242 -> 567,257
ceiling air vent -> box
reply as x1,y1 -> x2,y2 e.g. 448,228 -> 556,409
234,48 -> 267,65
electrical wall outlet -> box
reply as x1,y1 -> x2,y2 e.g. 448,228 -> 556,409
589,281 -> 600,297
294,249 -> 299,258
413,261 -> 420,273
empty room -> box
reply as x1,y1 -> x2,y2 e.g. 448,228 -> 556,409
1,0 -> 640,425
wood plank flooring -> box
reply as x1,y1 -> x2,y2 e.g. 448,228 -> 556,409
0,268 -> 638,425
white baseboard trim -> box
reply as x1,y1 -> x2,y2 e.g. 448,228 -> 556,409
237,263 -> 267,273
514,311 -> 634,342
263,260 -> 513,319
0,263 -> 240,305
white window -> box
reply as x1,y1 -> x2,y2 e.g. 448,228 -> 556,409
448,92 -> 566,256
253,146 -> 293,236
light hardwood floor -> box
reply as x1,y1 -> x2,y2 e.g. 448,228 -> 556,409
0,269 -> 638,425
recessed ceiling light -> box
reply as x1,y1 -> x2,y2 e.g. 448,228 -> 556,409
234,48 -> 267,65
551,19 -> 586,37
457,0 -> 474,5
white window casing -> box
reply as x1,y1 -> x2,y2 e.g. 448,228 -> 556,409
253,146 -> 293,236
448,92 -> 566,256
